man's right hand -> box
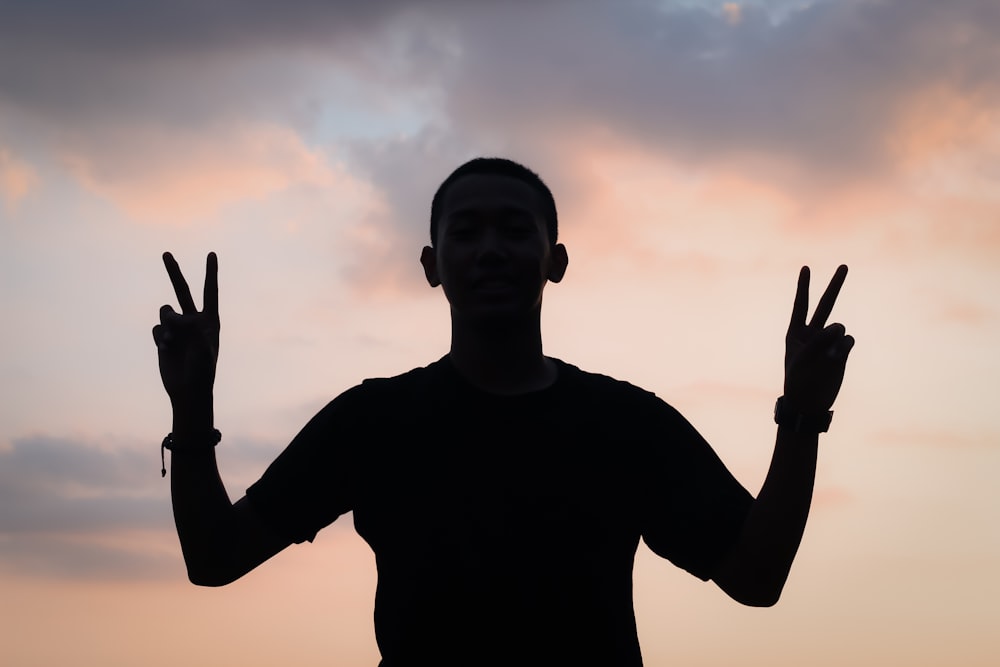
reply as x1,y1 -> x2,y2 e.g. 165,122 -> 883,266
152,252 -> 220,411
153,251 -> 291,585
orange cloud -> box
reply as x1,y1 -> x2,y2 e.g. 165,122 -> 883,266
722,3 -> 743,26
934,300 -> 996,327
889,85 -> 996,168
61,124 -> 379,224
874,428 -> 999,449
889,86 -> 1000,230
537,130 -> 802,273
0,148 -> 38,209
812,485 -> 852,508
542,110 -> 1000,274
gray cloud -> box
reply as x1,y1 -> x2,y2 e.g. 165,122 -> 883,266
0,533 -> 181,581
339,0 -> 1000,271
439,0 -> 1000,177
0,433 -> 282,578
0,0 -> 459,137
4,0 -> 997,161
336,124 -> 485,292
0,436 -> 157,532
0,0 -> 406,56
2,0 -> 997,282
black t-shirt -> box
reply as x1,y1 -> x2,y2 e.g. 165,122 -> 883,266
246,357 -> 753,666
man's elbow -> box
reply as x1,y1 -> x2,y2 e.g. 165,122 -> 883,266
185,561 -> 243,587
712,569 -> 787,607
727,585 -> 783,608
188,573 -> 234,587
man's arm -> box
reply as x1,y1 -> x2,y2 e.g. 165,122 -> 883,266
168,401 -> 292,586
154,252 -> 291,586
710,429 -> 817,606
711,266 -> 854,606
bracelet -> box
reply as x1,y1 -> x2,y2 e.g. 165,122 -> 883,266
773,396 -> 833,434
161,429 -> 222,477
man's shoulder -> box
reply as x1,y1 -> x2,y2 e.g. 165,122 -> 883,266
553,358 -> 656,399
338,356 -> 451,403
549,359 -> 694,444
551,358 -> 682,417
361,357 -> 447,386
311,358 -> 450,425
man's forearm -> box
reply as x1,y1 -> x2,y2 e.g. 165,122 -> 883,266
168,399 -> 242,586
718,261 -> 853,604
711,427 -> 819,606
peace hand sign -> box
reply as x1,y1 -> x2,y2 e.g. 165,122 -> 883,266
152,252 -> 220,406
783,265 -> 855,415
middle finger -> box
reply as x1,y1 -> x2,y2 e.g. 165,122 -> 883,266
808,264 -> 848,330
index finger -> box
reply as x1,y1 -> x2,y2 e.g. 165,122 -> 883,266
789,265 -> 810,331
203,252 -> 218,320
162,252 -> 198,314
808,264 -> 848,330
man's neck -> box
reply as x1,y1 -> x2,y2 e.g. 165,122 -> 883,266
447,310 -> 557,395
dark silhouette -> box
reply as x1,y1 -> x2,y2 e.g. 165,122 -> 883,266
153,157 -> 854,666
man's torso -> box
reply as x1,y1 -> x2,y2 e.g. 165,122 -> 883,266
246,358 -> 752,666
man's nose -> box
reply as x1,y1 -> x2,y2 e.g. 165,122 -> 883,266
476,226 -> 507,262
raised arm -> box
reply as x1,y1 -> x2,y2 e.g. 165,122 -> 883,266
711,265 -> 855,606
153,252 -> 290,586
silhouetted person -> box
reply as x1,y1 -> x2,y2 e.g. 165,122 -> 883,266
153,157 -> 854,666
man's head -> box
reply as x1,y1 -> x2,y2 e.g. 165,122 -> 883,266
420,157 -> 568,323
429,157 -> 558,247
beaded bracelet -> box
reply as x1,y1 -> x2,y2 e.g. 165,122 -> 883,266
161,429 -> 222,477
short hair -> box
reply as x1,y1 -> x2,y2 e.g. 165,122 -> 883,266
429,157 -> 558,246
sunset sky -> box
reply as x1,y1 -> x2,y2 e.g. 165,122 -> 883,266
1,0 -> 998,665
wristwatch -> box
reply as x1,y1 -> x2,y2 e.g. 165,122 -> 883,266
773,396 -> 833,434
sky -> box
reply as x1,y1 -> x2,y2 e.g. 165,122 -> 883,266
1,0 -> 998,664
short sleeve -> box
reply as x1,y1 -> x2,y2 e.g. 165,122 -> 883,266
244,384 -> 369,544
636,396 -> 754,581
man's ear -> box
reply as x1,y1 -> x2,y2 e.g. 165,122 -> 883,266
420,246 -> 440,287
547,243 -> 569,284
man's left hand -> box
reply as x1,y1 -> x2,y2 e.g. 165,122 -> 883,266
783,265 -> 855,414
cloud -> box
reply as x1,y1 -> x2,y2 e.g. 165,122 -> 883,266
60,122 -> 377,224
0,435 -> 166,534
2,0 -> 998,285
7,1 -> 997,177
0,433 -> 282,578
323,0 -> 1000,271
933,300 -> 996,328
441,0 -> 1000,179
873,428 -> 999,449
0,532 -> 179,581
337,124 -> 492,295
812,484 -> 852,508
0,0 -> 456,61
6,2 -> 996,164
0,0 -> 456,132
722,3 -> 744,26
0,148 -> 38,208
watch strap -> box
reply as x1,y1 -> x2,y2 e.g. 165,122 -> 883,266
774,396 -> 833,434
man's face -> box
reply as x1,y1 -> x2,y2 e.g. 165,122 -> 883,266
421,173 -> 568,323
